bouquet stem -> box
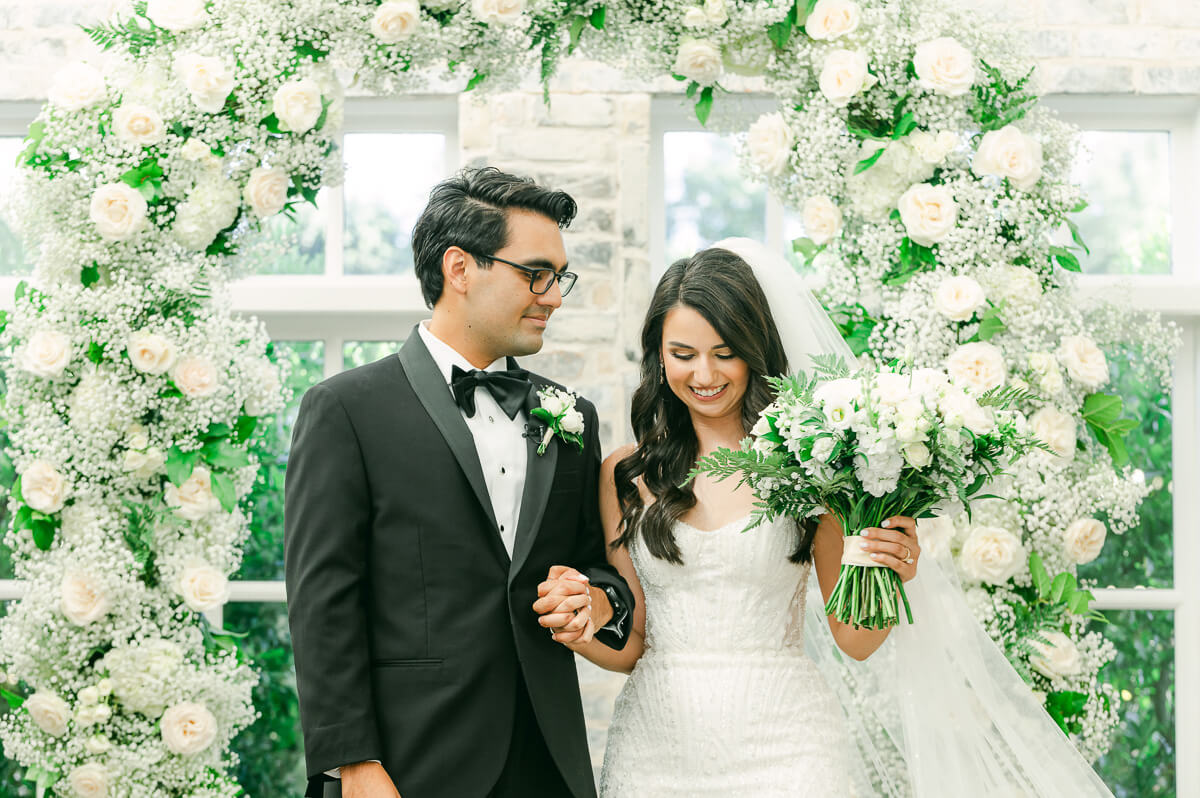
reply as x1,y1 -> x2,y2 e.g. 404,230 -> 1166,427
823,510 -> 915,630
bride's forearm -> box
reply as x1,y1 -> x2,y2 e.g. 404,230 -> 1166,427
566,629 -> 645,674
830,620 -> 891,661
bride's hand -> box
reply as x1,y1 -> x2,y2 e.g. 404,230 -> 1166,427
859,516 -> 920,583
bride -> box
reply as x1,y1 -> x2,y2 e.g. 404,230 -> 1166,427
559,240 -> 1118,797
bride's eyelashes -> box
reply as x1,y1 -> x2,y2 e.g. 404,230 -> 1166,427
668,352 -> 736,361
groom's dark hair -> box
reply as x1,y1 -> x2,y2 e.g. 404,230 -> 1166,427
411,166 -> 578,308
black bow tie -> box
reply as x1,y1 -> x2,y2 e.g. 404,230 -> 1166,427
450,365 -> 532,420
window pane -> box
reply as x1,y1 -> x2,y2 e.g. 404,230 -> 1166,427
0,137 -> 28,276
342,340 -> 402,371
239,341 -> 325,581
664,132 -> 765,265
1078,353 -> 1173,588
225,602 -> 305,794
343,133 -> 446,275
1069,131 -> 1171,276
1094,610 -> 1175,797
781,206 -> 823,277
252,191 -> 326,275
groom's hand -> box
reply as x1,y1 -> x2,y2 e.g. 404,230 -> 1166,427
341,761 -> 401,798
533,566 -> 597,644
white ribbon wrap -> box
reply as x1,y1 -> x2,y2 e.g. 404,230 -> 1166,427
841,534 -> 888,567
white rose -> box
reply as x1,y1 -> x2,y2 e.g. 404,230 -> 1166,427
1028,630 -> 1082,678
174,53 -> 234,113
809,436 -> 835,463
703,0 -> 727,24
62,571 -> 110,626
916,515 -> 956,558
560,408 -> 585,435
972,125 -> 1043,191
1058,335 -> 1109,389
178,562 -> 230,612
745,112 -> 794,176
20,330 -> 72,378
127,331 -> 177,375
682,6 -> 708,27
994,265 -> 1043,305
903,442 -> 932,469
171,355 -> 221,398
273,79 -> 323,135
819,49 -> 875,106
84,734 -> 112,754
804,0 -> 860,40
89,182 -> 148,242
946,342 -> 1006,393
165,465 -> 222,521
68,762 -> 109,797
913,37 -> 976,96
909,130 -> 957,164
933,275 -> 985,321
243,166 -> 289,218
1029,352 -> 1064,395
539,391 -> 572,418
802,196 -> 843,246
146,0 -> 208,30
1030,406 -> 1076,460
897,183 -> 957,246
959,524 -> 1025,585
78,686 -> 100,706
25,691 -> 71,737
161,702 -> 219,755
112,103 -> 166,148
471,0 -> 525,24
48,62 -> 106,111
1062,518 -> 1106,565
180,138 -> 212,161
22,459 -> 69,514
939,389 -> 995,435
371,0 -> 421,41
674,38 -> 723,85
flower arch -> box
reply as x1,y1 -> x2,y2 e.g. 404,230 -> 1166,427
0,0 -> 1178,793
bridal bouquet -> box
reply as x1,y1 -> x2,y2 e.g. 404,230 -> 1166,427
694,356 -> 1050,630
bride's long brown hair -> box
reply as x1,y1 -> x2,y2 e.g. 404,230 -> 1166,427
613,247 -> 817,564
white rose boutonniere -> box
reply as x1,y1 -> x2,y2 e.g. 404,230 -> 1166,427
530,387 -> 585,455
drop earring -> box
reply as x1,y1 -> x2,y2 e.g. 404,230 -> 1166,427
659,362 -> 665,384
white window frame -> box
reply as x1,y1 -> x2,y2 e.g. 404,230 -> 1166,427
651,93 -> 1200,795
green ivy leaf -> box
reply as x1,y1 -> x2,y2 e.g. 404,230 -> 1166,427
211,471 -> 237,513
86,342 -> 105,365
465,70 -> 488,91
589,6 -> 606,28
1029,552 -> 1051,599
205,440 -> 251,470
80,263 -> 101,287
567,15 -> 587,51
31,519 -> 56,551
202,423 -> 232,441
854,146 -> 886,174
767,17 -> 793,49
233,414 -> 258,444
165,446 -> 200,487
0,687 -> 24,709
1049,244 -> 1081,273
1049,572 -> 1077,604
695,85 -> 714,126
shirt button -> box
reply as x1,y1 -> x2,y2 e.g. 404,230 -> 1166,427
500,524 -> 506,532
500,467 -> 506,474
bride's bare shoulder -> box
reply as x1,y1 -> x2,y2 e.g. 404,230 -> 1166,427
601,443 -> 638,479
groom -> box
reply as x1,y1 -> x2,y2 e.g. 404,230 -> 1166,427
285,167 -> 634,798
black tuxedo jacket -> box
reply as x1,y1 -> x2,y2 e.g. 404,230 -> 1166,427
284,326 -> 633,798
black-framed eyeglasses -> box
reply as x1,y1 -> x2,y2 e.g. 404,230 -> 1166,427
467,251 -> 578,297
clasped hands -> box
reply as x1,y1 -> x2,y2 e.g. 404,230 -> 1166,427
532,565 -> 605,645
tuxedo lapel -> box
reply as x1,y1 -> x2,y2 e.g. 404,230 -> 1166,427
508,377 -> 557,584
397,327 -> 506,562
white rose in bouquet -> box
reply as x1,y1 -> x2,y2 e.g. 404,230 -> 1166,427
819,49 -> 874,106
972,125 -> 1043,191
959,524 -> 1025,584
560,408 -> 585,435
171,355 -> 221,397
165,465 -> 222,521
471,0 -> 525,24
674,38 -> 723,85
67,763 -> 109,798
244,166 -> 289,217
802,196 -> 843,245
273,78 -> 323,134
746,112 -> 794,176
1058,334 -> 1109,389
161,701 -> 219,755
147,0 -> 208,30
938,389 -> 994,435
371,0 -> 421,41
20,330 -> 71,378
90,183 -> 148,242
25,691 -> 71,737
127,331 -> 177,375
113,103 -> 166,148
909,130 -> 957,164
1028,630 -> 1083,678
1062,518 -> 1106,564
179,562 -> 230,612
903,442 -> 932,469
933,275 -> 985,321
811,436 -> 836,463
913,37 -> 975,96
22,459 -> 69,513
1028,352 -> 1064,395
804,0 -> 860,40
916,515 -> 956,558
62,571 -> 110,626
873,371 -> 911,407
48,62 -> 106,111
897,183 -> 957,246
946,342 -> 1006,393
1030,406 -> 1076,460
174,53 -> 234,113
124,447 -> 166,479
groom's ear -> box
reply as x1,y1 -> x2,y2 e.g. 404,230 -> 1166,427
441,246 -> 471,299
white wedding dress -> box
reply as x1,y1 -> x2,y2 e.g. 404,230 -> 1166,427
599,514 -> 850,797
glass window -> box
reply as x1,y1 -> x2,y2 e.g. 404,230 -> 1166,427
342,340 -> 402,371
1093,610 -> 1175,798
253,191 -> 326,275
343,133 -> 446,275
0,137 -> 27,276
663,132 -> 765,264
